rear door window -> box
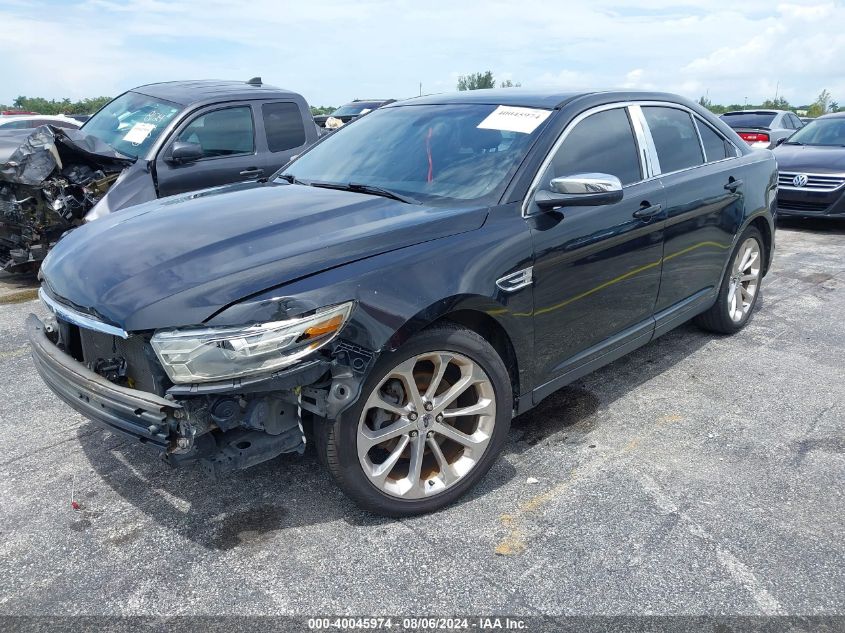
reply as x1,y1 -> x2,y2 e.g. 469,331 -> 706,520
643,106 -> 704,173
542,107 -> 642,186
177,106 -> 255,158
262,102 -> 306,152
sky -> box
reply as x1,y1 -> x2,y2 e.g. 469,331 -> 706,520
1,0 -> 843,108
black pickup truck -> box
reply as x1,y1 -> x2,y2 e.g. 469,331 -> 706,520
0,78 -> 319,271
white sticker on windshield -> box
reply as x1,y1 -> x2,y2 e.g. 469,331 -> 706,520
122,122 -> 156,144
477,106 -> 551,134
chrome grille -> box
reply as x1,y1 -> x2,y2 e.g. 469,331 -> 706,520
778,172 -> 845,192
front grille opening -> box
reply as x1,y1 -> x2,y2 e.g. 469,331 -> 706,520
778,199 -> 830,213
60,321 -> 167,395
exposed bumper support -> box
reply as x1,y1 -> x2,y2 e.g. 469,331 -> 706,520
27,313 -> 180,449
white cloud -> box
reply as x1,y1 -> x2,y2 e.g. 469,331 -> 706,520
0,0 -> 843,107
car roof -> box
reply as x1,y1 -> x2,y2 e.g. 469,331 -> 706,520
391,89 -> 589,109
388,89 -> 701,110
130,79 -> 299,106
819,111 -> 845,119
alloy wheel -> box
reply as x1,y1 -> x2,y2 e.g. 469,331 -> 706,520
356,351 -> 497,499
727,237 -> 761,322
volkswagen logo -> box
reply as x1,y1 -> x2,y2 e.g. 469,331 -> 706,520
792,174 -> 809,187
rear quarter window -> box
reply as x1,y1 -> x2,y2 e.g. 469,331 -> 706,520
262,102 -> 306,152
695,119 -> 731,162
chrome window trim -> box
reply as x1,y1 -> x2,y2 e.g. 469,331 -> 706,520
39,287 -> 129,339
629,104 -> 660,178
522,100 -> 743,217
628,103 -> 661,181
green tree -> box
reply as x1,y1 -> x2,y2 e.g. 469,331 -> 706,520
310,105 -> 336,115
457,71 -> 495,91
806,89 -> 832,118
500,79 -> 522,88
761,97 -> 791,110
8,95 -> 111,115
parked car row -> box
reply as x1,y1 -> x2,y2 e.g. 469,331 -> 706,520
719,107 -> 845,220
23,86 -> 778,516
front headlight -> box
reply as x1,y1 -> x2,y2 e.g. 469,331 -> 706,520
150,301 -> 353,383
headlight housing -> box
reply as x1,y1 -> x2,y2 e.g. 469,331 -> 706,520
150,301 -> 353,384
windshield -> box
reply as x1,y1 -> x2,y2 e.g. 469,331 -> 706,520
81,91 -> 183,158
331,102 -> 383,117
720,112 -> 777,128
283,104 -> 549,205
785,117 -> 845,146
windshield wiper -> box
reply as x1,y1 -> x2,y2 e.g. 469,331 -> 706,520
309,181 -> 420,204
783,141 -> 804,146
278,173 -> 308,185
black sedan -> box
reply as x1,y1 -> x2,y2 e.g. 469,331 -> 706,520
29,90 -> 776,516
773,112 -> 845,218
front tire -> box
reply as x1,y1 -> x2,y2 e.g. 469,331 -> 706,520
695,226 -> 765,334
318,324 -> 512,517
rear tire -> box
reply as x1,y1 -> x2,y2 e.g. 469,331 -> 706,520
317,324 -> 512,517
695,226 -> 765,334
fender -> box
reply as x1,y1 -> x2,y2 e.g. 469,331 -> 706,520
206,204 -> 537,414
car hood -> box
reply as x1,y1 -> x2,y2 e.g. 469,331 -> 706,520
40,180 -> 488,331
772,144 -> 845,173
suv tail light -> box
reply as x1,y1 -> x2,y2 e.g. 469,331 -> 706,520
738,132 -> 770,144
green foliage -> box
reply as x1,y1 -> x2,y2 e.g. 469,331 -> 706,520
500,79 -> 522,88
310,105 -> 336,116
806,89 -> 832,118
0,95 -> 112,115
457,71 -> 495,91
761,97 -> 791,110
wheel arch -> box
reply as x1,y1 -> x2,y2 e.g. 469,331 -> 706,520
384,297 -> 525,407
748,215 -> 774,275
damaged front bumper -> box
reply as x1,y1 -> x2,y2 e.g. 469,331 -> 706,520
26,313 -> 361,477
28,313 -> 179,449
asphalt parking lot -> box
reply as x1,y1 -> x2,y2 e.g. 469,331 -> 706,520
0,219 -> 842,618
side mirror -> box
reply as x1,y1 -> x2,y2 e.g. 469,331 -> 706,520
168,141 -> 204,164
775,137 -> 787,147
534,173 -> 623,211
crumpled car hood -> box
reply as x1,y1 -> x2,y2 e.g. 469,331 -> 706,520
40,180 -> 488,331
0,125 -> 132,185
